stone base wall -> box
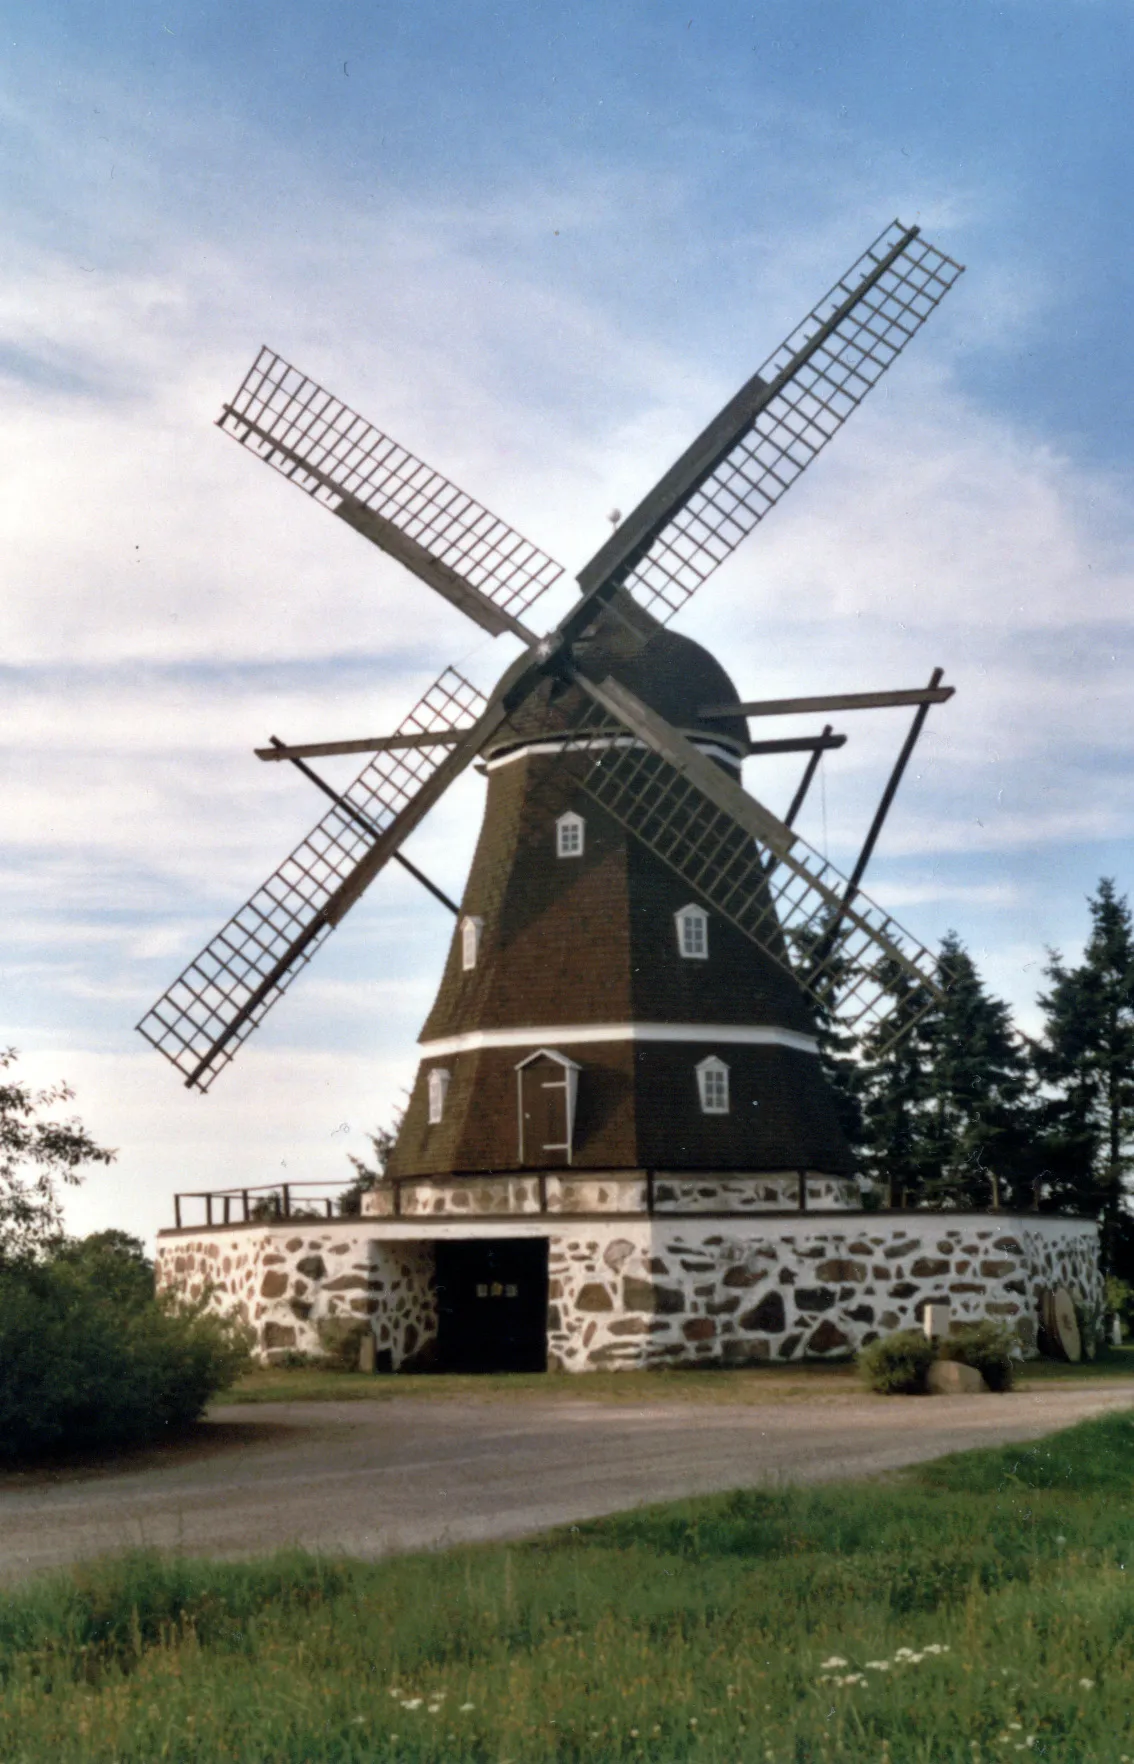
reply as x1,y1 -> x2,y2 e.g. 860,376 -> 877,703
156,1211 -> 1100,1369
156,1229 -> 436,1367
361,1171 -> 861,1218
544,1215 -> 1100,1369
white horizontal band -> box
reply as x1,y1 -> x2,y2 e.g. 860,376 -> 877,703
419,1022 -> 819,1057
483,735 -> 744,773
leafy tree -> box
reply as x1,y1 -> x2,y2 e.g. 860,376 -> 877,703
0,1049 -> 116,1262
339,1108 -> 405,1216
1035,879 -> 1134,1258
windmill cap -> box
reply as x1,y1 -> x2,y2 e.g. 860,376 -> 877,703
484,624 -> 748,760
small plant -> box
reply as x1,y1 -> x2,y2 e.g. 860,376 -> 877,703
316,1315 -> 371,1370
858,1328 -> 934,1394
937,1320 -> 1016,1392
1073,1290 -> 1106,1361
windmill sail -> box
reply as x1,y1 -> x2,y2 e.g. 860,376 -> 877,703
218,347 -> 561,639
577,221 -> 963,624
565,674 -> 941,1050
137,669 -> 487,1092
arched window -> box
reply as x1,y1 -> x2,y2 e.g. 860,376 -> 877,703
696,1055 -> 730,1115
556,811 -> 585,858
427,1067 -> 451,1125
460,915 -> 484,971
675,903 -> 709,960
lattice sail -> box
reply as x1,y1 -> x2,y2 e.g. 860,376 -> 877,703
219,347 -> 562,622
561,696 -> 941,1050
137,669 -> 486,1092
617,222 -> 963,621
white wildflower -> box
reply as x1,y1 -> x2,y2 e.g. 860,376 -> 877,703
401,1697 -> 423,1709
459,1702 -> 475,1712
821,1655 -> 849,1669
865,1660 -> 891,1670
894,1648 -> 915,1660
1079,1677 -> 1095,1689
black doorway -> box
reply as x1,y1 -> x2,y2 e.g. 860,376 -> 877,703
435,1238 -> 549,1373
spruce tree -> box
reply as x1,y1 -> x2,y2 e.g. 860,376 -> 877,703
857,934 -> 1032,1209
1035,879 -> 1134,1259
916,932 -> 1032,1209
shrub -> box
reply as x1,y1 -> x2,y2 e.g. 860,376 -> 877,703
937,1320 -> 1017,1392
858,1328 -> 934,1394
0,1246 -> 252,1459
316,1315 -> 371,1370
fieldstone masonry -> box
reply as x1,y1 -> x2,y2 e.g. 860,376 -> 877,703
157,1209 -> 1099,1369
157,1230 -> 436,1367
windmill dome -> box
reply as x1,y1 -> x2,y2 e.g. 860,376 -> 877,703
482,624 -> 748,762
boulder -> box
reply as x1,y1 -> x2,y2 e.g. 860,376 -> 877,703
927,1359 -> 989,1396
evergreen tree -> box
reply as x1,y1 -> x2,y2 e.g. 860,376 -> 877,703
856,955 -> 937,1203
857,934 -> 1033,1209
915,933 -> 1033,1209
1035,879 -> 1134,1259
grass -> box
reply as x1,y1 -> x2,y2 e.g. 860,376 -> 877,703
217,1343 -> 1134,1406
2,1411 -> 1134,1761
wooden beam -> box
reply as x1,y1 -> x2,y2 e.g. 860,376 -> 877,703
701,684 -> 954,720
747,732 -> 846,757
256,730 -> 467,761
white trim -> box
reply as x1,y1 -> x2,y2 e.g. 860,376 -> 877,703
484,735 -> 744,773
421,1021 -> 818,1056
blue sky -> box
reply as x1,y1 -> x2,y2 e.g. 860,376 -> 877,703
3,0 -> 1133,1244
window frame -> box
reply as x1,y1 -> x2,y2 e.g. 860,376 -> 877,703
555,811 -> 585,859
460,915 -> 484,972
696,1055 -> 730,1115
675,903 -> 709,960
427,1067 -> 451,1125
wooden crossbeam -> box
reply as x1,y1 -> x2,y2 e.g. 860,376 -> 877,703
700,684 -> 954,720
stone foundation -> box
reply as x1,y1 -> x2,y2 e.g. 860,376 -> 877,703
157,1210 -> 1099,1369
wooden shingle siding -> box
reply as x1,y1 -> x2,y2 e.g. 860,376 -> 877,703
389,621 -> 854,1187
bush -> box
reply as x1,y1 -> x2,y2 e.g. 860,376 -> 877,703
937,1320 -> 1017,1392
0,1242 -> 252,1459
316,1315 -> 371,1370
858,1328 -> 934,1394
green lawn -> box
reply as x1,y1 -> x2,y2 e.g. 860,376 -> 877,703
2,1410 -> 1134,1761
217,1343 -> 1134,1406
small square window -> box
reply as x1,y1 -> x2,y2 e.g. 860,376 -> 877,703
675,904 -> 709,959
696,1057 -> 730,1115
556,812 -> 585,858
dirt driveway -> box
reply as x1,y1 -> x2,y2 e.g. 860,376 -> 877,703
2,1381 -> 1132,1584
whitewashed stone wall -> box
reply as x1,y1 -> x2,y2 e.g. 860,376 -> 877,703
156,1228 -> 437,1367
157,1211 -> 1099,1368
544,1214 -> 1100,1369
360,1172 -> 860,1218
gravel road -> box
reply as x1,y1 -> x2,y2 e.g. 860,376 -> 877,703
2,1382 -> 1132,1584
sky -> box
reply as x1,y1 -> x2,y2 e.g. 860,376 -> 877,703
3,0 -> 1133,1246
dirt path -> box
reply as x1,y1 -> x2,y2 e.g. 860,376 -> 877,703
2,1382 -> 1132,1584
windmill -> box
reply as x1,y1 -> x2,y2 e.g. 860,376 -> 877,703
139,220 -> 963,1201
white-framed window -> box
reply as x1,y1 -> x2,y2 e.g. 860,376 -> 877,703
556,811 -> 585,858
427,1067 -> 451,1125
675,903 -> 709,960
460,915 -> 484,971
696,1055 -> 730,1115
